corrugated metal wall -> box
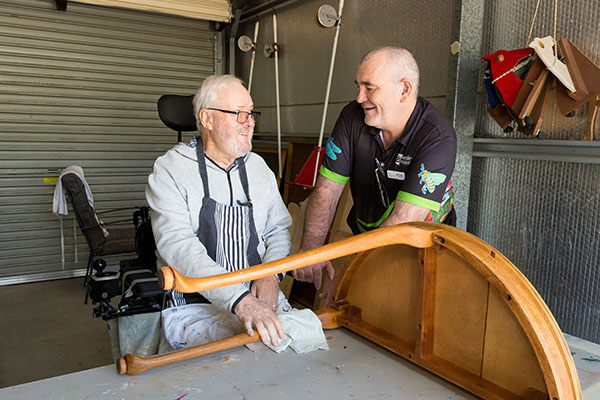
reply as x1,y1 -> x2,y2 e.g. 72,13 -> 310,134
234,0 -> 479,228
470,158 -> 600,339
470,0 -> 600,343
0,0 -> 215,281
233,0 -> 472,225
235,0 -> 453,147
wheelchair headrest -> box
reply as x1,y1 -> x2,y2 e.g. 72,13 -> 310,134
157,94 -> 197,133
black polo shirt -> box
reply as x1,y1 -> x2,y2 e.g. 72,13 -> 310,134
320,98 -> 456,234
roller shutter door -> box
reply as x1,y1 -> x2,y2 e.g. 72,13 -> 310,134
0,0 -> 217,283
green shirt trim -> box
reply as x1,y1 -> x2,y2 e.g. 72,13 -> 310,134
396,191 -> 441,211
356,202 -> 395,232
319,166 -> 349,184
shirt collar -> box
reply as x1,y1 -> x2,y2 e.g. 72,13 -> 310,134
397,97 -> 425,146
362,97 -> 426,147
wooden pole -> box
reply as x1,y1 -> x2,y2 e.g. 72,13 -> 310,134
117,308 -> 343,375
159,224 -> 440,293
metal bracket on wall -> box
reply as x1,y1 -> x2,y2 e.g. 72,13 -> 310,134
473,138 -> 600,164
55,0 -> 67,11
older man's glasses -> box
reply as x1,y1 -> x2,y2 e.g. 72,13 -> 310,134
207,108 -> 260,124
374,157 -> 391,208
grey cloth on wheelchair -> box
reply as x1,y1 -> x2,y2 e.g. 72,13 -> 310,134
107,312 -> 161,361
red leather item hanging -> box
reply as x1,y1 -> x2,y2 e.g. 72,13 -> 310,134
482,48 -> 534,108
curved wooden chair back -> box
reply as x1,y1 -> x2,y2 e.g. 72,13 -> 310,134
154,223 -> 580,399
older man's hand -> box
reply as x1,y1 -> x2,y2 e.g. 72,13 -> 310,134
234,294 -> 285,347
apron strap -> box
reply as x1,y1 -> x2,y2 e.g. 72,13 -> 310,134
236,156 -> 253,208
195,135 -> 210,197
235,157 -> 261,267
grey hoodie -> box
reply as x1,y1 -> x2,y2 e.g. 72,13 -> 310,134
146,143 -> 291,312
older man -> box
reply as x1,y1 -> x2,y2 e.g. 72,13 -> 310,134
293,46 -> 457,290
146,75 -> 291,348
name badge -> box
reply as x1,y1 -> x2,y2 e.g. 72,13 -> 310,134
387,170 -> 405,180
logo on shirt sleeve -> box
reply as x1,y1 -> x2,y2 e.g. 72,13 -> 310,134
325,137 -> 342,160
418,163 -> 447,194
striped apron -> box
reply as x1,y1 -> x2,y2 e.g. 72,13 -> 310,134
166,136 -> 263,308
159,137 -> 266,352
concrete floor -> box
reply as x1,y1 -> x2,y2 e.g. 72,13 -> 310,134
0,278 -> 114,388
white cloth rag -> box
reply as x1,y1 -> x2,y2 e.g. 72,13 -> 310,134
267,308 -> 329,354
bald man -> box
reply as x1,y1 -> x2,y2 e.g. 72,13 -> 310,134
293,46 -> 457,292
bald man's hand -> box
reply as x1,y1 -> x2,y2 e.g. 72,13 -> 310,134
250,275 -> 280,313
292,260 -> 335,290
294,176 -> 343,290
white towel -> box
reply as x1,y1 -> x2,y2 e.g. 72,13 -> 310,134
267,308 -> 329,354
52,166 -> 95,216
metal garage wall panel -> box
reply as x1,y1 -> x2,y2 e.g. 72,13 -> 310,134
0,0 -> 215,280
235,0 -> 453,146
470,0 -> 600,343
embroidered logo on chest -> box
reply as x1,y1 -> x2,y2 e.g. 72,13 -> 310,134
395,153 -> 412,166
